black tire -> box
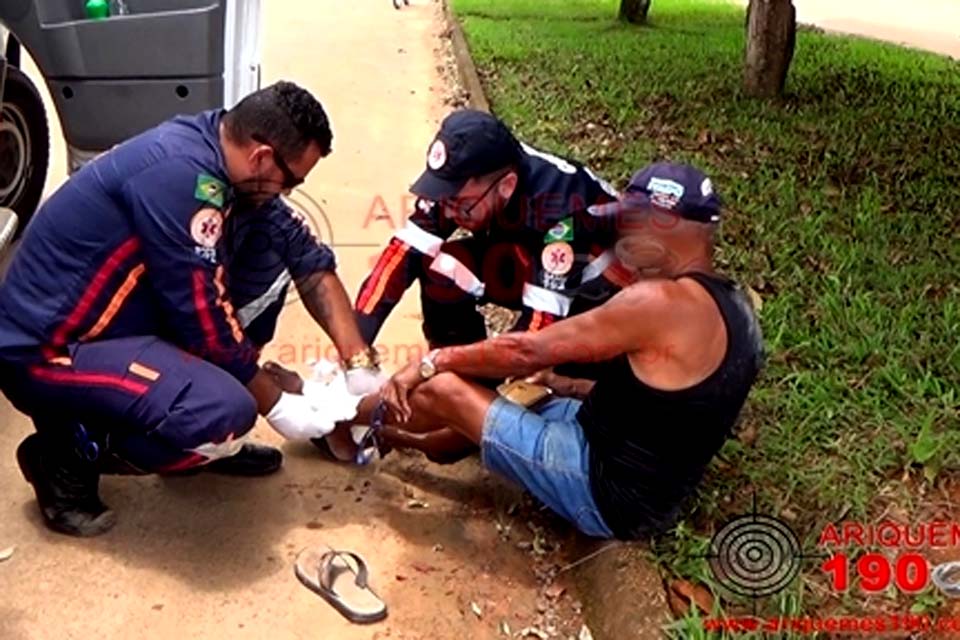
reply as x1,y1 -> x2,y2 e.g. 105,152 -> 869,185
0,64 -> 49,238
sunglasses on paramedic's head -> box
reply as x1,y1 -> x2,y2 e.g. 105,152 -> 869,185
251,134 -> 305,190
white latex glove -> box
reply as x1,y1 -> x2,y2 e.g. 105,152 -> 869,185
265,391 -> 337,440
301,363 -> 366,423
344,366 -> 388,395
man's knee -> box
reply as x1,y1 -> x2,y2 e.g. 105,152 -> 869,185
413,372 -> 467,409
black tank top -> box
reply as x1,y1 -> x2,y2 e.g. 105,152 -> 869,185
575,272 -> 763,539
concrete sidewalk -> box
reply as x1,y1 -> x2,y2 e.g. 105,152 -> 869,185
0,2 -> 586,639
793,0 -> 958,59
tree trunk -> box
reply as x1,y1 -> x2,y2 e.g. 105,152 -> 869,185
743,0 -> 796,98
619,0 -> 651,25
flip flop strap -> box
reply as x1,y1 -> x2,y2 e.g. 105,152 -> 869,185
370,401 -> 387,432
319,550 -> 370,591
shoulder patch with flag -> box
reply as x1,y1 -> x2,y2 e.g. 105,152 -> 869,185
195,173 -> 226,208
544,217 -> 574,243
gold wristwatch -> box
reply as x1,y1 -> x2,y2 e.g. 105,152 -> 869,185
419,349 -> 440,379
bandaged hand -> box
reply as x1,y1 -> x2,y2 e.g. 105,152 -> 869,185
265,391 -> 337,440
345,366 -> 388,395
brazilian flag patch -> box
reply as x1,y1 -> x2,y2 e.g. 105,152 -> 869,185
544,217 -> 574,243
195,173 -> 225,208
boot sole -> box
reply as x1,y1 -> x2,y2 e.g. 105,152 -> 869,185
47,509 -> 118,538
17,436 -> 117,538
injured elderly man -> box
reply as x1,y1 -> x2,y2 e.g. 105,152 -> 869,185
270,162 -> 763,540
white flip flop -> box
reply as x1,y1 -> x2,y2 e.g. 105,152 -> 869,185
294,547 -> 387,624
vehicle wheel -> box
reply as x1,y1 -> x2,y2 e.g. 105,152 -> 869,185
0,65 -> 49,238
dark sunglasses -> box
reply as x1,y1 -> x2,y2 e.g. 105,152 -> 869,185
251,134 -> 305,190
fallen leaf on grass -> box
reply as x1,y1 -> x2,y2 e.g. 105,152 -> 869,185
737,422 -> 759,447
0,546 -> 14,562
667,579 -> 715,618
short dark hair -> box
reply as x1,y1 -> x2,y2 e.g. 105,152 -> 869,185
223,81 -> 333,159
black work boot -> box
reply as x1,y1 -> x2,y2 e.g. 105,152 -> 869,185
16,433 -> 116,537
198,444 -> 283,476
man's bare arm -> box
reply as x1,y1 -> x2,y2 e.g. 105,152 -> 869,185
433,282 -> 670,380
296,271 -> 369,361
527,369 -> 597,399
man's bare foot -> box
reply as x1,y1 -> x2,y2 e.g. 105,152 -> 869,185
311,424 -> 393,463
381,427 -> 476,465
324,424 -> 358,461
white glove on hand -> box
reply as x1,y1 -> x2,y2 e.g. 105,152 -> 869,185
301,360 -> 366,423
265,391 -> 336,440
344,366 -> 388,395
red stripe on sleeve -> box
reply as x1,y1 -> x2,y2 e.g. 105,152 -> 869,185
356,240 -> 405,312
192,269 -> 222,360
49,237 -> 141,351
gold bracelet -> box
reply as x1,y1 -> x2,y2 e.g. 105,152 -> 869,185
344,347 -> 380,370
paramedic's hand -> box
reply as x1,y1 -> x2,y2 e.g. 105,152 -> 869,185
381,362 -> 422,424
345,366 -> 388,395
262,361 -> 305,394
265,392 -> 335,440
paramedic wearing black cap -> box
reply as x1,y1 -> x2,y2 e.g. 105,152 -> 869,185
371,162 -> 764,539
355,109 -> 621,350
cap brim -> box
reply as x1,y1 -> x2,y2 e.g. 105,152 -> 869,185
588,195 -> 719,224
410,170 -> 467,201
586,195 -> 651,218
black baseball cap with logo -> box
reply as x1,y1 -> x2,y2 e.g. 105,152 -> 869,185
410,109 -> 523,201
588,162 -> 722,224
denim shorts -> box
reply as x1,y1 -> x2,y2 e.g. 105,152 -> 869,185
481,396 -> 614,539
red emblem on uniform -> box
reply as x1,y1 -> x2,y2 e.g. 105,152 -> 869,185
541,241 -> 573,276
190,207 -> 223,248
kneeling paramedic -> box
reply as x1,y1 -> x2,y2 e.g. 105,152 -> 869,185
0,82 -> 382,537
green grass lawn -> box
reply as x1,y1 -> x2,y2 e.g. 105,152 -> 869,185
452,0 -> 960,631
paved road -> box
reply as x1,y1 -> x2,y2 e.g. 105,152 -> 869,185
791,0 -> 958,58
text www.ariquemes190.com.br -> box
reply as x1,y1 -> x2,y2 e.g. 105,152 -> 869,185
704,614 -> 960,634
